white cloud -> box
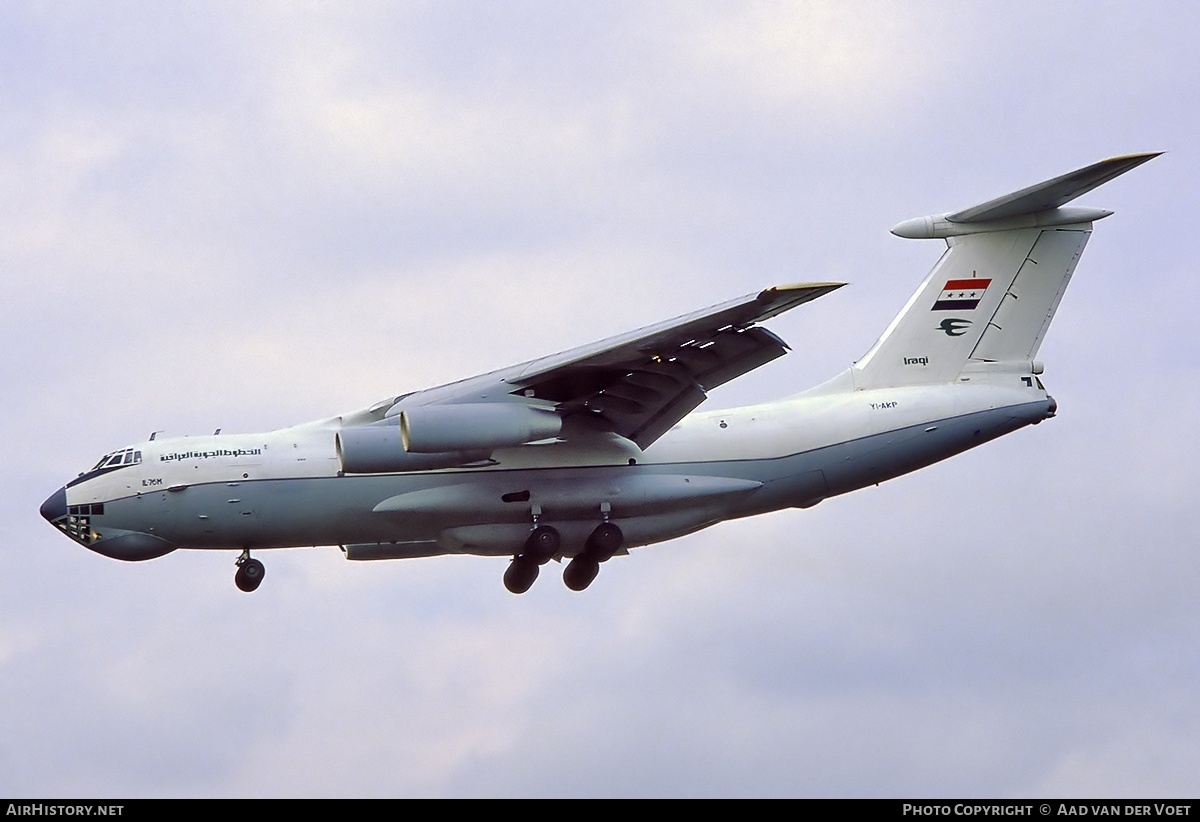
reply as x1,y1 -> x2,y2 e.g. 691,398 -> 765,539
674,1 -> 942,128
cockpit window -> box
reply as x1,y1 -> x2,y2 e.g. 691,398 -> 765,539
70,447 -> 143,489
90,448 -> 142,471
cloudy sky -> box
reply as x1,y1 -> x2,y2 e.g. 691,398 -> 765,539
3,1 -> 1197,798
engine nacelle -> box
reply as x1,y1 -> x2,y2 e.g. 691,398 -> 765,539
336,425 -> 489,474
399,403 -> 562,454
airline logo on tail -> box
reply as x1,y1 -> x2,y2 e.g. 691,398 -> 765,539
932,277 -> 992,311
936,318 -> 973,337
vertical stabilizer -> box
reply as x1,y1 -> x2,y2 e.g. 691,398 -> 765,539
852,153 -> 1158,389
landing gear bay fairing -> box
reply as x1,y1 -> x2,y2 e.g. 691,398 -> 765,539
41,154 -> 1158,593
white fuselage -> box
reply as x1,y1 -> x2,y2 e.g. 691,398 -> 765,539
51,370 -> 1053,563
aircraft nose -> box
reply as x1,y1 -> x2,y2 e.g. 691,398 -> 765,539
40,487 -> 67,523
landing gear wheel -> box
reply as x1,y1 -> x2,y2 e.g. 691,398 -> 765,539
563,555 -> 600,591
524,524 -> 561,564
235,555 -> 265,593
586,522 -> 624,561
503,555 -> 540,595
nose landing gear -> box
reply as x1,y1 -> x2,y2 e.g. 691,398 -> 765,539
235,550 -> 265,592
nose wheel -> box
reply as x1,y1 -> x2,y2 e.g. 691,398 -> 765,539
235,550 -> 265,592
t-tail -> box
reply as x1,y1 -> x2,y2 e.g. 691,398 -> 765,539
851,153 -> 1160,389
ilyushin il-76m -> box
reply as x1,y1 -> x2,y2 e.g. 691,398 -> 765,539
40,153 -> 1158,594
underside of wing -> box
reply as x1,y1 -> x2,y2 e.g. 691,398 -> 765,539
354,282 -> 844,451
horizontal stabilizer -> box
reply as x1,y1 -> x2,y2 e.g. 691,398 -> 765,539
892,152 -> 1161,239
949,152 -> 1161,222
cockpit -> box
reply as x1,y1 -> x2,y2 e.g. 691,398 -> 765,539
41,442 -> 178,562
91,447 -> 142,471
67,447 -> 143,489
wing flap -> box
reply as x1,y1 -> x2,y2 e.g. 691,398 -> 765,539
694,326 -> 790,390
625,384 -> 709,450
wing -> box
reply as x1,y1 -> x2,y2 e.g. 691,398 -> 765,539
354,282 -> 844,450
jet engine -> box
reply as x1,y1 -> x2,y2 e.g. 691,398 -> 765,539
399,403 -> 562,453
336,424 -> 489,474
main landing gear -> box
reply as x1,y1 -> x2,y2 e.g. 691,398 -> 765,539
235,549 -> 265,593
503,524 -> 560,595
564,522 -> 622,591
503,518 -> 624,595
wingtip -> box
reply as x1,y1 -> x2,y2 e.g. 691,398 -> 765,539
750,282 -> 847,320
762,281 -> 847,294
1109,150 -> 1164,162
1096,151 -> 1163,173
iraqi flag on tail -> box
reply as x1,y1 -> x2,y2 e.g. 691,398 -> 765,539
932,277 -> 992,311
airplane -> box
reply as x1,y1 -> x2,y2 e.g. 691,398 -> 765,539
40,152 -> 1158,594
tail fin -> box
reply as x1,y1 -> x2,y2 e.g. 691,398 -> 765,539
852,153 -> 1159,389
